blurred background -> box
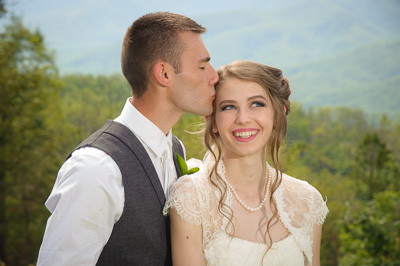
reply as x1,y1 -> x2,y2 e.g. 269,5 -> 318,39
1,0 -> 399,265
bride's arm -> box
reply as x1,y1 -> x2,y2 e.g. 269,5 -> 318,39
170,208 -> 206,266
312,223 -> 322,266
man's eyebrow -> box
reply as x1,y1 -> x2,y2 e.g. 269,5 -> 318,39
200,57 -> 211,63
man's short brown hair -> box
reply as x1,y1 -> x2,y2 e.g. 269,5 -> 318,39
121,12 -> 206,98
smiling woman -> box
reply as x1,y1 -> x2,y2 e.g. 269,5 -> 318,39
164,60 -> 329,266
214,78 -> 274,158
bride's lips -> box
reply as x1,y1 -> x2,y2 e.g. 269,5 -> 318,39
232,128 -> 259,142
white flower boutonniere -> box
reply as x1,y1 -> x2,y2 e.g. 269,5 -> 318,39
176,153 -> 200,175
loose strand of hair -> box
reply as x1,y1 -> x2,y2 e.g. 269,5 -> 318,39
204,128 -> 236,236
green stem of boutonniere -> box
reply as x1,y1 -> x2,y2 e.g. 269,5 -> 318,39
176,153 -> 199,175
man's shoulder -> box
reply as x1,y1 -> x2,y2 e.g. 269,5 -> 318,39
64,147 -> 120,175
70,146 -> 110,159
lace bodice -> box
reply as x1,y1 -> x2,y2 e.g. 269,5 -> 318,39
163,160 -> 329,265
210,233 -> 304,265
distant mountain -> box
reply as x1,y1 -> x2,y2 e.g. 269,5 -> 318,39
288,41 -> 400,118
3,0 -> 400,118
197,0 -> 400,118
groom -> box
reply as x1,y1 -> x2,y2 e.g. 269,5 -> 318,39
37,12 -> 218,265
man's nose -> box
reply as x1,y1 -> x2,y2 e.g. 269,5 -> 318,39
208,65 -> 219,86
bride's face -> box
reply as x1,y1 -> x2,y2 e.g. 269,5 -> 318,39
213,78 -> 274,159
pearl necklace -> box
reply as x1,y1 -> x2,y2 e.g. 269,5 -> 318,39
223,164 -> 273,213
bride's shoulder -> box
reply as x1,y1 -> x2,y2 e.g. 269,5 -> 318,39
164,160 -> 212,223
278,173 -> 329,223
280,173 -> 320,195
172,162 -> 210,195
279,173 -> 327,208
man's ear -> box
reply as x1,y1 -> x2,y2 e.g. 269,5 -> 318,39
152,61 -> 173,87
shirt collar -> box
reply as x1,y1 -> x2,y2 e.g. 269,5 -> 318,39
115,98 -> 172,158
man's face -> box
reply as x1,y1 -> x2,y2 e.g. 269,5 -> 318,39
170,32 -> 219,116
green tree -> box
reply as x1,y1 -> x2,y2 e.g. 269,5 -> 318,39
0,0 -> 5,18
284,104 -> 373,265
339,190 -> 400,265
392,115 -> 400,163
287,105 -> 369,176
60,74 -> 129,152
0,16 -> 64,265
379,114 -> 400,166
353,131 -> 398,200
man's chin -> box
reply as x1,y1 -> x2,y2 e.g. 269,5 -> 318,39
186,106 -> 213,116
199,107 -> 213,117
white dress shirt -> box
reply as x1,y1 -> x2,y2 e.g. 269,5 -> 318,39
37,98 -> 184,266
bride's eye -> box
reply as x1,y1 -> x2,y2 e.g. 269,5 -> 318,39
251,101 -> 266,108
221,105 -> 235,111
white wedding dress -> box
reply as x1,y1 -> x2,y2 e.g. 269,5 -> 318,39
209,232 -> 304,265
164,160 -> 329,265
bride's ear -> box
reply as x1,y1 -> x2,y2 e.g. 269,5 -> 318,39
212,124 -> 218,134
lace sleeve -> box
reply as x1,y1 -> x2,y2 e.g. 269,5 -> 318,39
311,187 -> 329,225
275,174 -> 329,265
163,175 -> 202,225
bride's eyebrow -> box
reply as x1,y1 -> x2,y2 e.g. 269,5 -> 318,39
218,95 -> 268,107
218,99 -> 236,107
248,95 -> 268,102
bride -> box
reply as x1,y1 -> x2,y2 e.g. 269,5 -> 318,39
164,60 -> 328,266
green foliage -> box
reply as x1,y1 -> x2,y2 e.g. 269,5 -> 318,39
176,153 -> 200,175
339,191 -> 400,265
353,131 -> 399,200
60,74 -> 130,153
172,113 -> 205,160
282,102 -> 399,265
176,153 -> 188,175
285,103 -> 369,176
0,16 -> 64,265
0,1 -> 5,18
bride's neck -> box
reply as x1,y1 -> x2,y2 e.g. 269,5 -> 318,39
223,156 -> 266,190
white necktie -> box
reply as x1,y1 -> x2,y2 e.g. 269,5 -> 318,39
162,146 -> 173,198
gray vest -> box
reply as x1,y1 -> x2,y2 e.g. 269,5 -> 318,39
69,120 -> 184,265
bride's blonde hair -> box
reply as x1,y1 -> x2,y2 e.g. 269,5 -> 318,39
203,60 -> 291,259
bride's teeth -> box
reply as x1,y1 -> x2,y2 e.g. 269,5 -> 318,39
234,130 -> 257,138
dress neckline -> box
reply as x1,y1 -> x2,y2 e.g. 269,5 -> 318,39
220,231 -> 293,246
